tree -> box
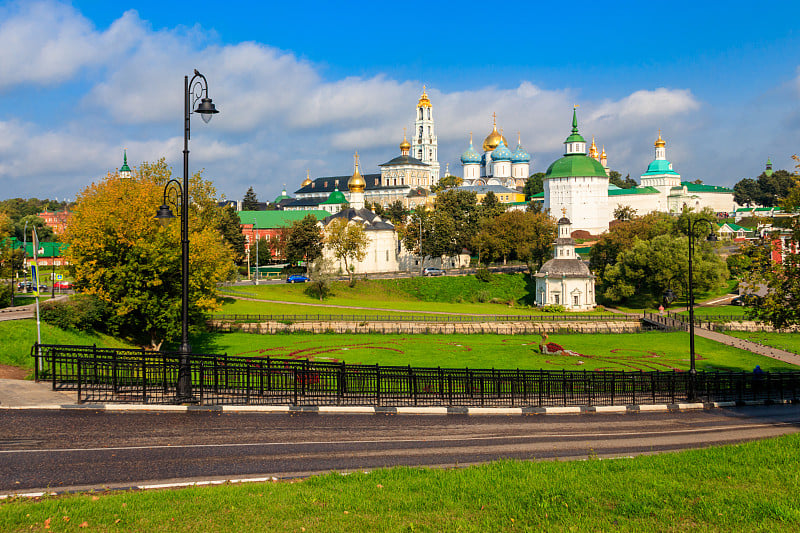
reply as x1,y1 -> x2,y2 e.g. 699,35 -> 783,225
742,155 -> 800,328
63,158 -> 235,349
285,214 -> 324,272
523,173 -> 545,200
487,210 -> 556,272
608,171 -> 637,189
590,211 -> 676,279
478,191 -> 506,222
613,205 -> 637,221
384,200 -> 407,225
431,175 -> 462,193
601,234 -> 727,306
242,186 -> 259,210
14,215 -> 55,243
217,205 -> 246,264
325,218 -> 369,285
734,178 -> 760,206
434,189 -> 479,256
690,179 -> 704,185
256,237 -> 272,265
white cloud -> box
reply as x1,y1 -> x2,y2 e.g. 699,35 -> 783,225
0,1 -> 141,89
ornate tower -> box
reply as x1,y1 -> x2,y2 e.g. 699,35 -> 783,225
119,150 -> 132,179
347,151 -> 366,210
411,86 -> 440,184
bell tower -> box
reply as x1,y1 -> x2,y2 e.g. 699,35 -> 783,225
411,86 -> 440,184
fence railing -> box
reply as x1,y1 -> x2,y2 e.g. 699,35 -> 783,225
32,344 -> 800,407
210,313 -> 642,324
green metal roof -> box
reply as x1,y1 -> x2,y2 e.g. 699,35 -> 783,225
564,108 -> 586,144
321,189 -> 347,205
119,150 -> 131,173
607,186 -> 661,196
238,210 -> 329,229
531,191 -> 545,198
679,182 -> 733,193
641,159 -> 679,176
23,242 -> 68,258
545,154 -> 608,179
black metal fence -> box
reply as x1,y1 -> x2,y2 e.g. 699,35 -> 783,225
211,313 -> 642,324
32,344 -> 800,407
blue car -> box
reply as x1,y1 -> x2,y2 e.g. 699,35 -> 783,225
286,274 -> 309,283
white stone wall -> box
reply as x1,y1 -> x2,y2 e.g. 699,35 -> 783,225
544,176 -> 609,235
535,276 -> 596,311
320,227 -> 399,275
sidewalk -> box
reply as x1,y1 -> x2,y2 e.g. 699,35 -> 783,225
692,328 -> 800,366
0,378 -> 77,407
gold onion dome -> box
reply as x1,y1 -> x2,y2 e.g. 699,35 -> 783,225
589,136 -> 599,158
301,169 -> 312,187
482,113 -> 508,152
655,130 -> 666,148
348,152 -> 366,193
417,85 -> 432,108
400,129 -> 411,152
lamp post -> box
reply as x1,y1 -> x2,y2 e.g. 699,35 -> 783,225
155,69 -> 218,403
686,217 -> 717,400
22,221 -> 28,293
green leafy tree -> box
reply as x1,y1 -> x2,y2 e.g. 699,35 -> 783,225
256,237 -> 272,265
481,210 -> 556,272
384,200 -> 407,225
590,211 -> 676,279
325,218 -> 369,285
63,158 -> 235,349
434,189 -> 479,255
478,191 -> 506,222
733,178 -> 760,206
742,155 -> 800,328
523,173 -> 545,200
285,215 -> 324,273
613,205 -> 637,221
217,205 -> 246,264
431,175 -> 462,193
608,171 -> 637,189
242,186 -> 259,210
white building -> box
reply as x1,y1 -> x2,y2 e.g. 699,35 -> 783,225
460,114 -> 530,189
534,217 -> 596,310
411,87 -> 440,184
543,108 -> 610,235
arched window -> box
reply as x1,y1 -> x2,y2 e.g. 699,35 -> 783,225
419,108 -> 423,119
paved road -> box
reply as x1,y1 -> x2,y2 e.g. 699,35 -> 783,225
2,405 -> 798,494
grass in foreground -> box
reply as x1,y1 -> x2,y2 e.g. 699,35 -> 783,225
2,433 -> 799,532
0,319 -> 136,371
191,331 -> 797,372
726,331 -> 800,354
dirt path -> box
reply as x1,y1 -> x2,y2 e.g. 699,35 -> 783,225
0,364 -> 29,380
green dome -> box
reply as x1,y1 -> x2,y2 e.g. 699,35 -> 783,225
322,188 -> 347,204
545,154 -> 608,179
642,159 -> 679,176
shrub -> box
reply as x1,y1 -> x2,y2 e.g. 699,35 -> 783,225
280,265 -> 306,276
475,290 -> 492,303
541,304 -> 566,313
475,267 -> 493,282
41,294 -> 110,331
0,283 -> 11,309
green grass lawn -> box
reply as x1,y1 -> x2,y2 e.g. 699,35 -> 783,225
2,433 -> 799,532
678,305 -> 750,321
0,319 -> 136,372
726,331 -> 800,354
190,331 -> 797,372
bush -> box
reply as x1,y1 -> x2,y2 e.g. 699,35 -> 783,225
41,294 -> 110,331
541,304 -> 566,313
0,283 -> 10,309
280,265 -> 306,276
475,290 -> 491,303
475,268 -> 493,282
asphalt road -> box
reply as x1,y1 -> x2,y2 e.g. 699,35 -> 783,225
2,405 -> 799,494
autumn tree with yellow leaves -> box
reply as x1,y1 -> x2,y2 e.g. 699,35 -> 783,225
64,159 -> 235,349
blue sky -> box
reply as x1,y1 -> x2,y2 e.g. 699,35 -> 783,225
1,0 -> 798,203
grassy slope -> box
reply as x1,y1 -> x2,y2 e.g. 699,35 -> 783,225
0,319 -> 135,371
218,275 -> 610,316
2,433 -> 799,532
193,331 -> 797,372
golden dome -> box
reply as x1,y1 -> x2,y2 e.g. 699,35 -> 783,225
482,112 -> 508,152
301,169 -> 312,187
418,85 -> 432,108
400,128 -> 411,153
348,152 -> 366,193
655,130 -> 666,148
589,136 -> 599,158
600,145 -> 607,158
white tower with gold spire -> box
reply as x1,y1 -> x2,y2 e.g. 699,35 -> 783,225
411,86 -> 440,184
640,130 -> 681,193
347,151 -> 366,210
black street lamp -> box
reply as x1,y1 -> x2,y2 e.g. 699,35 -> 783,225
155,69 -> 218,403
686,217 -> 718,400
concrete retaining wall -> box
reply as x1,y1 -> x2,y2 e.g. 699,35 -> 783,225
209,320 -> 644,335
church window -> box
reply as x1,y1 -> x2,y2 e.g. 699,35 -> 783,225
573,295 -> 579,307
427,108 -> 431,120
427,126 -> 431,136
418,149 -> 422,159
419,108 -> 423,119
386,250 -> 389,261
553,294 -> 560,304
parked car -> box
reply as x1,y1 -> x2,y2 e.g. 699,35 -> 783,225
731,295 -> 755,306
38,284 -> 48,292
286,275 -> 309,283
53,281 -> 73,290
17,281 -> 32,291
422,267 -> 444,277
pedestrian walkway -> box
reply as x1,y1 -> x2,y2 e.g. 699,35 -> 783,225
0,378 -> 76,407
693,327 -> 800,366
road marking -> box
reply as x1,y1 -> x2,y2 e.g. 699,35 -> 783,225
1,422 -> 794,454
